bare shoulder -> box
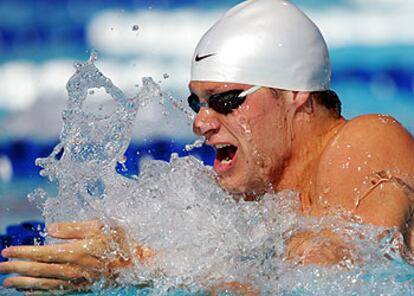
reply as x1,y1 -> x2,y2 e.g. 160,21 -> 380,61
320,114 -> 414,173
337,114 -> 413,152
313,114 -> 414,227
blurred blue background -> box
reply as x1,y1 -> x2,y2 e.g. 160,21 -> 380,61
0,0 -> 413,232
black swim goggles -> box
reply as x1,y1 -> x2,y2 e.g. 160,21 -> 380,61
187,86 -> 261,115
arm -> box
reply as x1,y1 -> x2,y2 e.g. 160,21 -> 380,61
210,281 -> 259,296
316,115 -> 414,229
285,229 -> 357,266
0,220 -> 154,294
290,115 -> 414,265
0,221 -> 255,295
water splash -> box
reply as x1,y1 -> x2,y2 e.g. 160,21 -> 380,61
25,59 -> 414,295
184,136 -> 205,152
29,58 -> 157,223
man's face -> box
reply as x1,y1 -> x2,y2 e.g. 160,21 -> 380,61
189,81 -> 294,195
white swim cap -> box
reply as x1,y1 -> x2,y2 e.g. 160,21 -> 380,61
191,0 -> 331,91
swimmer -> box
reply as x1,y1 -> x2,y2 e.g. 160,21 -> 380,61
1,0 -> 413,294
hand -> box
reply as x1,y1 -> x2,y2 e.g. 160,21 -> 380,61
286,229 -> 357,267
0,220 -> 139,295
211,281 -> 259,296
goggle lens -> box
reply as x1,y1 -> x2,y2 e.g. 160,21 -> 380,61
187,89 -> 246,115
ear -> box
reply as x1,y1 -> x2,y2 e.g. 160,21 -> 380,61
293,91 -> 311,109
283,91 -> 311,146
286,91 -> 311,113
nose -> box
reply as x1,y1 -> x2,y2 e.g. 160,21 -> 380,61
193,107 -> 221,137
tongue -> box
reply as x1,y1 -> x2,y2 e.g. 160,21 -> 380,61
227,147 -> 236,159
217,145 -> 237,162
214,145 -> 238,173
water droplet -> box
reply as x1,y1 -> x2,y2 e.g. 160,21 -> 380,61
89,50 -> 98,62
73,61 -> 82,69
184,137 -> 206,152
132,24 -> 140,31
118,155 -> 127,164
85,178 -> 106,199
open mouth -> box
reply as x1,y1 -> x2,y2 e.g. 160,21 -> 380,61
214,143 -> 238,173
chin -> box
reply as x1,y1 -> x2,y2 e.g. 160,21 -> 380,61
218,173 -> 268,196
217,175 -> 246,194
216,152 -> 274,195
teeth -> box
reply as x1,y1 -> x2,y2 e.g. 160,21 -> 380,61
221,159 -> 232,164
215,144 -> 232,149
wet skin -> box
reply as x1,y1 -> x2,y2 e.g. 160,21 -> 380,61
1,81 -> 414,293
191,82 -> 413,227
191,82 -> 296,195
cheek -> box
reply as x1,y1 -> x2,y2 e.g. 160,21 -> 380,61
232,102 -> 272,140
252,111 -> 288,149
250,113 -> 292,172
231,99 -> 290,156
240,101 -> 268,119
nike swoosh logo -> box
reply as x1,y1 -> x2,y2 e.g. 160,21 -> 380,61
195,53 -> 216,62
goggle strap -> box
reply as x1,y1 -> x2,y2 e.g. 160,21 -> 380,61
238,86 -> 261,98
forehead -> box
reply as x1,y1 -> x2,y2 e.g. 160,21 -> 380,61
189,81 -> 252,96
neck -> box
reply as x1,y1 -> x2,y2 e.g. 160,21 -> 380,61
275,111 -> 346,208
